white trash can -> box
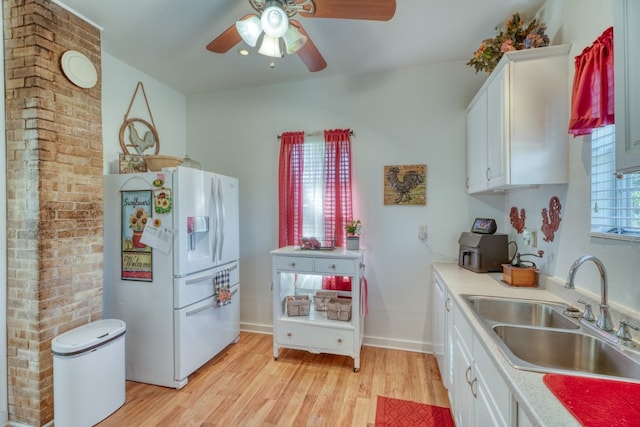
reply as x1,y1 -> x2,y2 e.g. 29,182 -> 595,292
52,319 -> 126,427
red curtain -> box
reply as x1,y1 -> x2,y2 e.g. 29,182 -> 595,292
278,131 -> 305,247
323,129 -> 353,291
323,129 -> 353,248
568,26 -> 614,137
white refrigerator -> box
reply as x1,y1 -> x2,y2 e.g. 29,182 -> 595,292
103,166 -> 240,389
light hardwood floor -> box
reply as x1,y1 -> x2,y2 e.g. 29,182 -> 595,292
97,332 -> 450,426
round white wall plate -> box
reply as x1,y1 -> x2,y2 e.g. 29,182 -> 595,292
61,50 -> 98,89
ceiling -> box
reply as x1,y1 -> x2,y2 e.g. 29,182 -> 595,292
53,0 -> 545,95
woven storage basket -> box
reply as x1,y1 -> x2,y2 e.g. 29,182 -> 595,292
314,291 -> 338,311
144,155 -> 183,171
326,297 -> 352,321
286,295 -> 310,316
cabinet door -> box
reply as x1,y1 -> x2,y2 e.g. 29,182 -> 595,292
615,0 -> 640,173
444,292 -> 453,396
452,305 -> 475,427
486,65 -> 509,188
432,275 -> 446,385
453,325 -> 474,427
467,91 -> 489,193
474,336 -> 510,427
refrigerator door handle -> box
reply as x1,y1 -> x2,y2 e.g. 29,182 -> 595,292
185,302 -> 216,317
217,179 -> 225,262
210,177 -> 219,262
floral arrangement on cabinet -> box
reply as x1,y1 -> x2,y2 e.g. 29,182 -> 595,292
467,12 -> 550,74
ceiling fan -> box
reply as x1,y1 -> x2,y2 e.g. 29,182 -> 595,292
206,0 -> 396,72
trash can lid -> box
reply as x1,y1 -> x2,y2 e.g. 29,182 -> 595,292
52,319 -> 126,354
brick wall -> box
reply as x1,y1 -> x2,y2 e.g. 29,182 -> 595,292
4,0 -> 103,424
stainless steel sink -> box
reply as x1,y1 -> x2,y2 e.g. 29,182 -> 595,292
493,325 -> 640,381
463,295 -> 580,329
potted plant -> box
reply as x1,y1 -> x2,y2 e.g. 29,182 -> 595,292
345,219 -> 361,250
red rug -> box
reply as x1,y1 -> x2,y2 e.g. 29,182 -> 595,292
375,396 -> 454,427
543,374 -> 640,426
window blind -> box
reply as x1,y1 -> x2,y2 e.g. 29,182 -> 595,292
591,125 -> 640,239
301,136 -> 326,241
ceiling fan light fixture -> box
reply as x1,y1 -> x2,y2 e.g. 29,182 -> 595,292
258,34 -> 284,58
261,2 -> 289,38
283,25 -> 307,54
236,16 -> 262,47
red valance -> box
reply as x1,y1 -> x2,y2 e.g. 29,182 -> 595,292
568,26 -> 614,137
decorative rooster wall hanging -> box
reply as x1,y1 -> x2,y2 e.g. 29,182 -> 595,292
119,82 -> 160,156
509,207 -> 526,234
541,196 -> 562,242
384,165 -> 426,205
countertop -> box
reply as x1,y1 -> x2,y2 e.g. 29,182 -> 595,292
433,262 -> 583,427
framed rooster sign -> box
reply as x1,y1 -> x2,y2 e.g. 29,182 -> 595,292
384,164 -> 427,206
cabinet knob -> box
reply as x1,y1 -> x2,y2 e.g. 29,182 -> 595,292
287,332 -> 292,337
329,264 -> 336,269
289,262 -> 296,267
337,338 -> 342,343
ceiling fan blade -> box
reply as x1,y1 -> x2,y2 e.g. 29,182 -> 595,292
206,14 -> 255,53
290,20 -> 327,72
300,0 -> 396,21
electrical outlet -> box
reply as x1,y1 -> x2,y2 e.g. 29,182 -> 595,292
418,225 -> 428,241
522,229 -> 538,248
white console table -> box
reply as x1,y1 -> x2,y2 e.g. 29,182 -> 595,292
271,246 -> 365,371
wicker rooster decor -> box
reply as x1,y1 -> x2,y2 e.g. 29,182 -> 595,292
127,121 -> 157,154
119,82 -> 160,155
384,165 -> 427,205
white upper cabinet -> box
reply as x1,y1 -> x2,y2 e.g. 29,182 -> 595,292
614,0 -> 640,173
466,45 -> 571,194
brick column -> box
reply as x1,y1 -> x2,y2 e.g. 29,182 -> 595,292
4,0 -> 103,424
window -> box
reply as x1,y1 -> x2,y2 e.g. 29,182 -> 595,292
278,130 -> 354,291
278,129 -> 353,249
590,125 -> 640,239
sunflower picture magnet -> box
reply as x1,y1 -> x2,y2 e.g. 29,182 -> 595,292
154,188 -> 172,214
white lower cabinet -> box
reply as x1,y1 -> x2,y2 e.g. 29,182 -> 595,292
451,299 -> 510,427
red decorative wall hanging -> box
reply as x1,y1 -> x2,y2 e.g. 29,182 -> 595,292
509,207 -> 526,233
541,196 -> 562,242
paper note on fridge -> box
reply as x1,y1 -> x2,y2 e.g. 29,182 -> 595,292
141,223 -> 174,254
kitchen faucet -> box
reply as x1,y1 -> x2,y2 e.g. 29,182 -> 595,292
565,255 -> 614,332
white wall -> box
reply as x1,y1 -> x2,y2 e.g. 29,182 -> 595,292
506,0 -> 640,316
186,63 -> 504,350
101,53 -> 187,173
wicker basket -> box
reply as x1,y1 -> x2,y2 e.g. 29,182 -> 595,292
314,291 -> 338,311
144,155 -> 183,171
286,295 -> 310,316
326,297 -> 352,321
